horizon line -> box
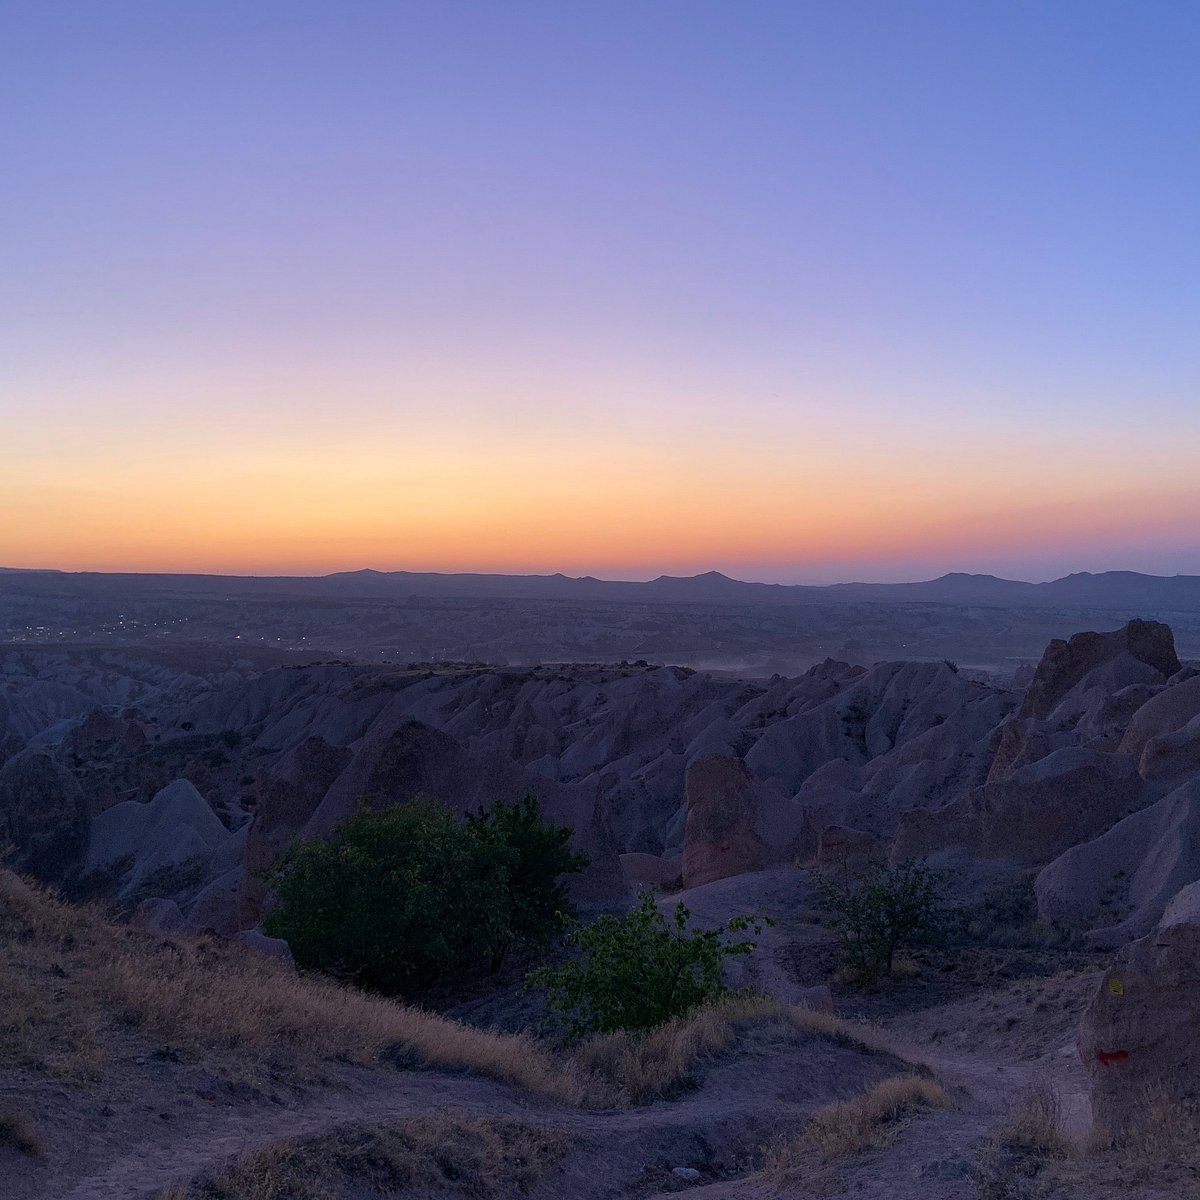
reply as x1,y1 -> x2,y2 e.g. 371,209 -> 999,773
3,564 -> 1198,589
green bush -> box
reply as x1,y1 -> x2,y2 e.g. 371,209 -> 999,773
816,860 -> 947,984
525,892 -> 771,1038
467,795 -> 588,964
264,796 -> 586,997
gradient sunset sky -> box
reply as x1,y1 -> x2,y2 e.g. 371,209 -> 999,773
4,2 -> 1198,583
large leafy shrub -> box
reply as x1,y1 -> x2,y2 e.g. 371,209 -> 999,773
525,892 -> 771,1038
264,796 -> 585,997
467,794 -> 587,963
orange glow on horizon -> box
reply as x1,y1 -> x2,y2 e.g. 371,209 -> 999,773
6,442 -> 1197,580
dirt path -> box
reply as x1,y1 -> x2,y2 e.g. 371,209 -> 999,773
53,1071 -> 544,1200
41,972 -> 1101,1200
48,1026 -> 895,1200
638,973 -> 1100,1200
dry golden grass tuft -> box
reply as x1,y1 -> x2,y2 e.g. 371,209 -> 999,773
998,1080 -> 1070,1158
760,1073 -> 947,1181
576,994 -> 898,1105
157,1115 -> 568,1200
973,1081 -> 1074,1200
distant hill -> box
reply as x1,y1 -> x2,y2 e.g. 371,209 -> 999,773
2,565 -> 1200,611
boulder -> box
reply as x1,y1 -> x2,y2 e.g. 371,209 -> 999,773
620,851 -> 682,889
1079,883 -> 1200,1136
186,866 -> 242,935
234,928 -> 295,968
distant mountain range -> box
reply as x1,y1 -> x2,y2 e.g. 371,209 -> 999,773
4,566 -> 1200,610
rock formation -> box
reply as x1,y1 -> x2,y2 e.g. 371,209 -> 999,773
0,751 -> 87,879
1079,881 -> 1200,1136
1036,777 -> 1200,945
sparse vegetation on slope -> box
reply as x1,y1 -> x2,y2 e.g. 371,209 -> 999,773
577,993 -> 897,1104
975,1089 -> 1200,1200
3,870 -> 897,1119
159,1115 -> 569,1200
0,870 -> 599,1103
760,1073 -> 947,1180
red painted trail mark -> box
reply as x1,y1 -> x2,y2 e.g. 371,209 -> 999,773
1096,1049 -> 1129,1067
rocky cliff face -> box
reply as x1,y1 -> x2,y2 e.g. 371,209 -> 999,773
3,619 -> 1199,958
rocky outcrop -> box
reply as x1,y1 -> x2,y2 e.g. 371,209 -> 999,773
620,852 -> 682,888
62,709 -> 146,758
0,750 -> 88,879
816,825 -> 884,871
301,719 -> 626,904
681,755 -> 809,888
234,927 -> 295,967
1036,777 -> 1200,945
1119,674 -> 1200,782
893,748 -> 1145,866
1019,620 -> 1180,721
84,779 -> 237,900
131,896 -> 187,933
238,735 -> 352,927
1079,883 -> 1200,1136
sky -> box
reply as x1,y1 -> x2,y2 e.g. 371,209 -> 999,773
3,1 -> 1198,584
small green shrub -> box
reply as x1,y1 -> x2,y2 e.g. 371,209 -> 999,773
817,860 -> 946,984
265,796 -> 585,997
525,892 -> 771,1038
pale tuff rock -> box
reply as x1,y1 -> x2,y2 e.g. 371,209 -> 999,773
1080,885 -> 1200,1136
1036,777 -> 1200,945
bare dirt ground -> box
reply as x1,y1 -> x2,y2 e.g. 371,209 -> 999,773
10,1026 -> 903,1200
6,967 -> 1119,1200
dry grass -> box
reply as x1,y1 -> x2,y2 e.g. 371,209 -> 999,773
974,1081 -> 1074,1200
158,1115 -> 568,1200
576,993 -> 898,1105
760,1073 -> 947,1181
974,1086 -> 1200,1199
0,871 -> 903,1113
998,1080 -> 1071,1157
0,870 -> 598,1102
1072,1092 -> 1200,1193
0,1106 -> 43,1158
